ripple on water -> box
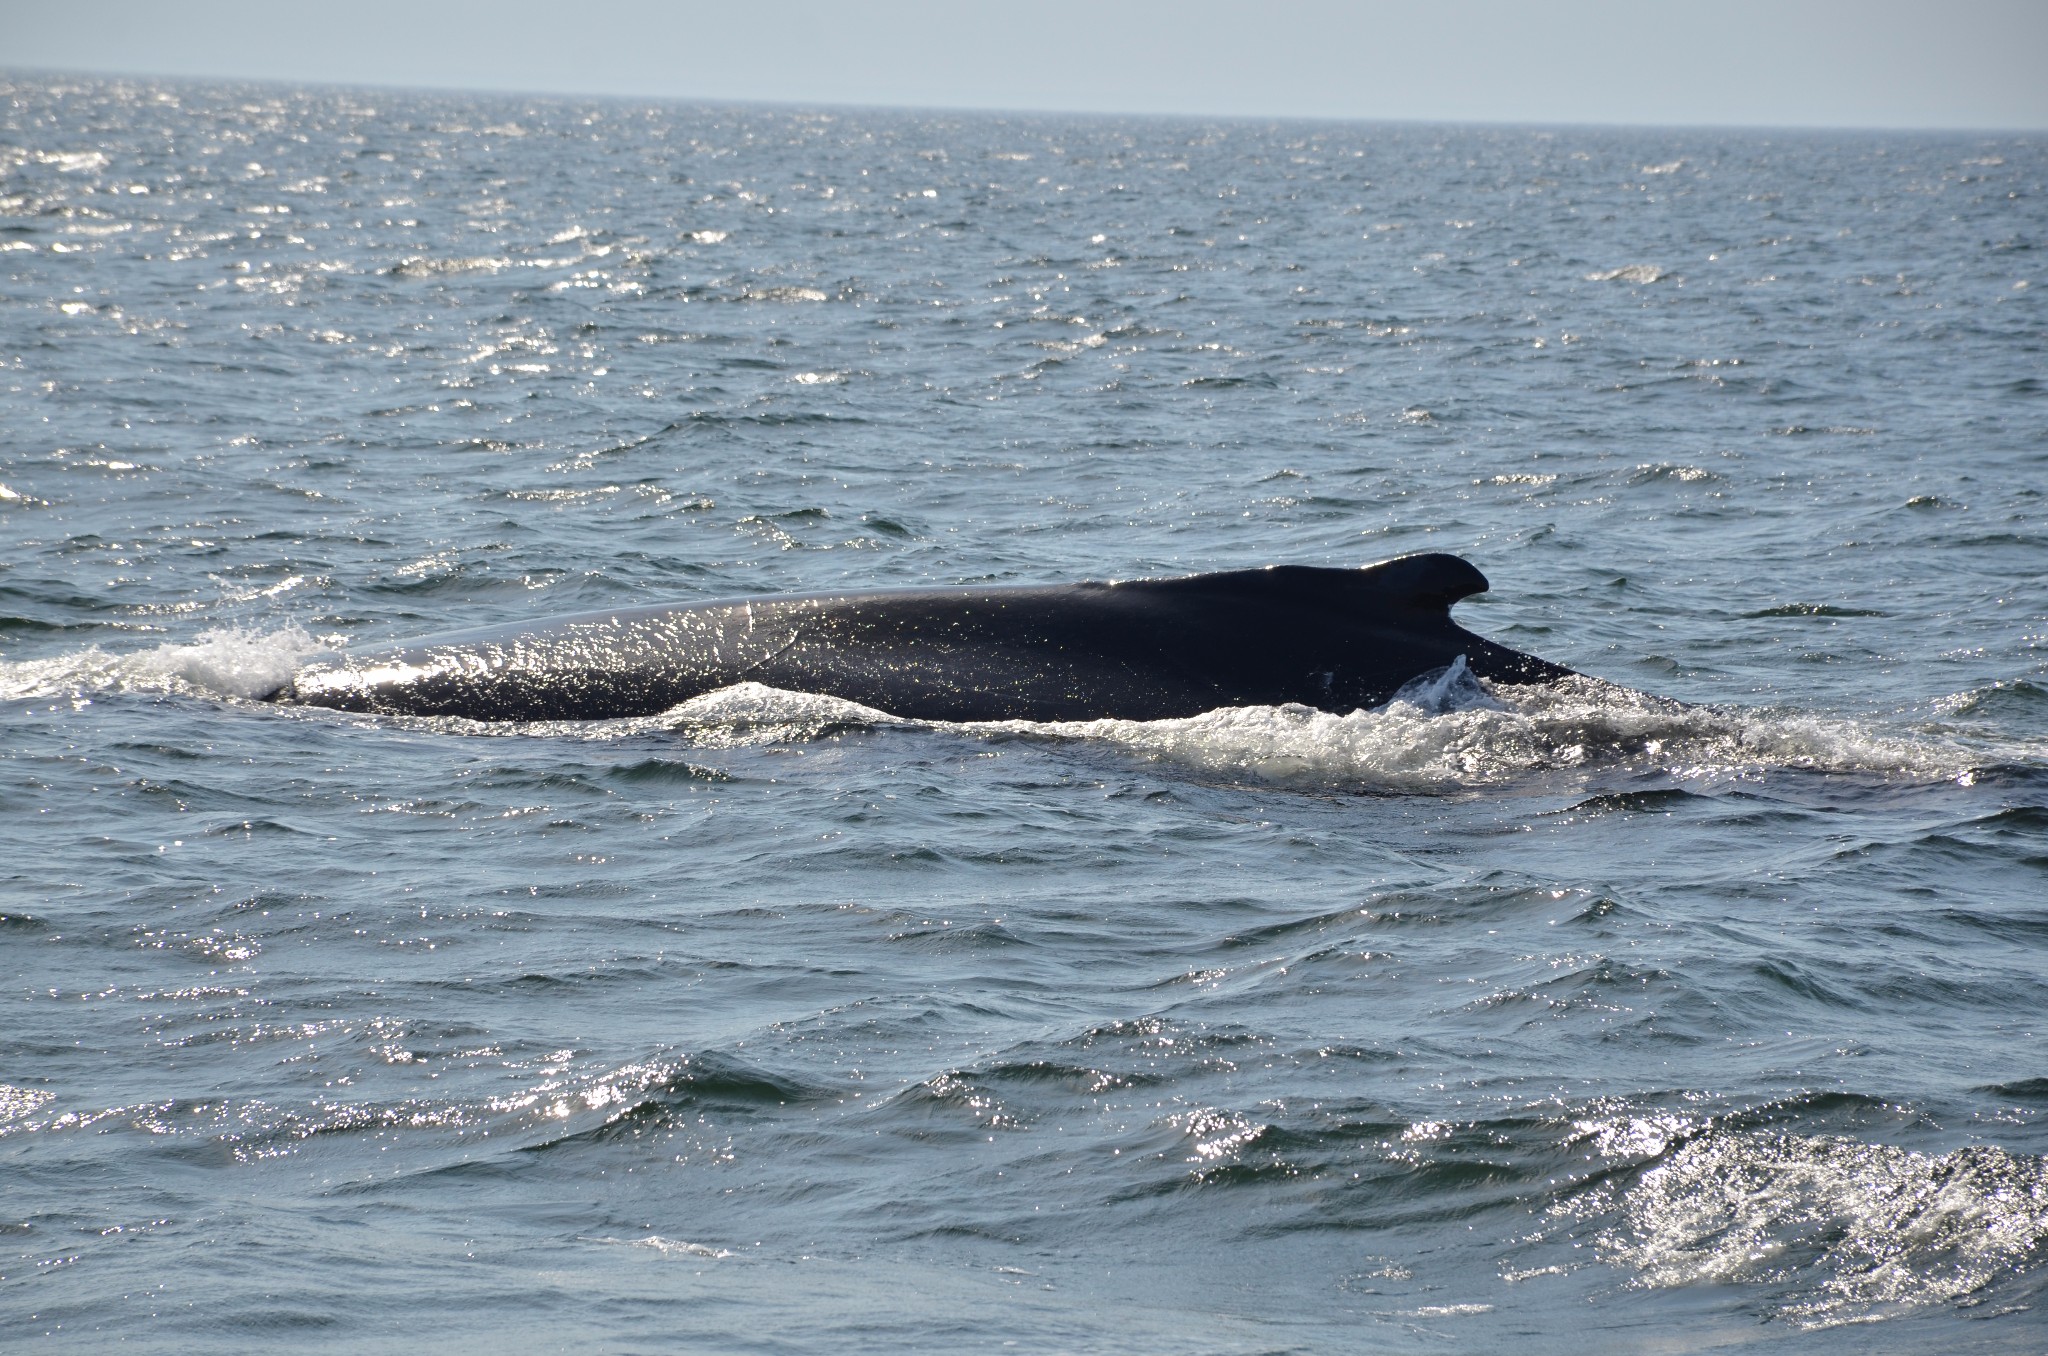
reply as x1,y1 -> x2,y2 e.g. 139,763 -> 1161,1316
4,79 -> 2046,1350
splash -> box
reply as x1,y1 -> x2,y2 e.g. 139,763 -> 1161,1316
0,626 -> 327,703
1385,654 -> 1508,715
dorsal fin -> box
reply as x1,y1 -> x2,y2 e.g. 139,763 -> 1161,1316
1116,553 -> 1489,613
1351,552 -> 1490,610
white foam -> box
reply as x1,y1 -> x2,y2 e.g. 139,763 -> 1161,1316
1569,1126 -> 2048,1327
648,681 -> 908,747
605,675 -> 1974,788
1585,264 -> 1669,284
963,677 -> 1965,789
577,1234 -> 734,1259
0,626 -> 328,703
631,1235 -> 733,1259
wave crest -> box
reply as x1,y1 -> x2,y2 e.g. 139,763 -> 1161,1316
1564,1125 -> 2048,1328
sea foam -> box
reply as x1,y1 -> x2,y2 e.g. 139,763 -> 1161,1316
0,626 -> 326,703
595,674 -> 1978,789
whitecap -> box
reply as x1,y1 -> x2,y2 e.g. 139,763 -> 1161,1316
1585,264 -> 1669,284
578,1235 -> 734,1259
1571,1128 -> 2048,1328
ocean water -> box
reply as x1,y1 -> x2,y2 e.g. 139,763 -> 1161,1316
2,73 -> 2045,1351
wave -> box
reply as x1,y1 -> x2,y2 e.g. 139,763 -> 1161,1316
1556,1117 -> 2048,1328
1585,264 -> 1671,284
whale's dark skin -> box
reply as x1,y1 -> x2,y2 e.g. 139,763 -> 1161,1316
275,552 -> 1575,723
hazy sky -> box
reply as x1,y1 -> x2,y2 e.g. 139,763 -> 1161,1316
5,0 -> 2046,130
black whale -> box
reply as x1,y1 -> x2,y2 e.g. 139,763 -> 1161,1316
275,552 -> 1573,723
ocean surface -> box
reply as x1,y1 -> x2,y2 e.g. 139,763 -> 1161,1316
2,73 -> 2045,1351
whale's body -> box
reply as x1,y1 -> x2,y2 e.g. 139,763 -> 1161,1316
275,553 -> 1573,723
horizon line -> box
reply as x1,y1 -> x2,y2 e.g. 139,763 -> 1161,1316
6,64 -> 2043,140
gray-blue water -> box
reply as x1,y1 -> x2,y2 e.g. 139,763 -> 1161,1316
3,74 -> 2045,1351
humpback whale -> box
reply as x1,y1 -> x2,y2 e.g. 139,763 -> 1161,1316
274,552 -> 1573,723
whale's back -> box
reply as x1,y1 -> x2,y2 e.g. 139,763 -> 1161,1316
278,553 -> 1572,722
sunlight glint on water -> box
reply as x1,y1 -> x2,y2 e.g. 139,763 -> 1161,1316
1,74 -> 2044,1352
